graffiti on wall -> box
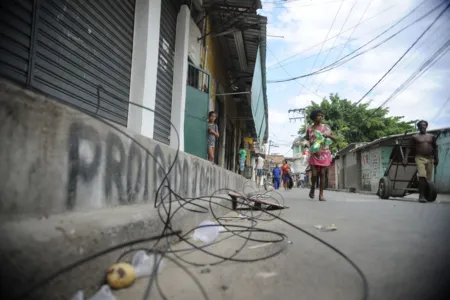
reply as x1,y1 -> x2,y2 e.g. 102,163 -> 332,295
360,148 -> 380,191
67,122 -> 240,210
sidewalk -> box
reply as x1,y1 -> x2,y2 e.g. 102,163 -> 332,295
327,188 -> 450,203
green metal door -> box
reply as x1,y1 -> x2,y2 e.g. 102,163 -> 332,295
184,64 -> 210,159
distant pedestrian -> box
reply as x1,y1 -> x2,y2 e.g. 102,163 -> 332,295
299,173 -> 306,188
207,111 -> 219,163
272,165 -> 281,190
305,110 -> 336,201
281,160 -> 291,191
238,143 -> 247,176
255,154 -> 265,185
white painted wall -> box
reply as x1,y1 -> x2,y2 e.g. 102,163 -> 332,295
127,0 -> 161,139
170,5 -> 190,150
188,17 -> 202,65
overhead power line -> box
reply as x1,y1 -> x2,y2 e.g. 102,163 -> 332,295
263,0 -> 349,8
309,0 -> 357,91
267,45 -> 326,100
357,36 -> 450,134
431,95 -> 450,124
298,0 -> 345,96
378,39 -> 450,109
266,1 -> 403,68
352,1 -> 450,106
314,0 -> 373,92
267,0 -> 446,84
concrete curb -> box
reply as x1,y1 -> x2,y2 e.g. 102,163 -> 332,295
0,194 -> 239,299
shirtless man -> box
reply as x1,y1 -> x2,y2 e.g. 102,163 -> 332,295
403,120 -> 439,202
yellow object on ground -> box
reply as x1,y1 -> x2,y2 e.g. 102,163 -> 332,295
106,263 -> 136,289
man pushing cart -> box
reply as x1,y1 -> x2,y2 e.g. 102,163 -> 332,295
402,120 -> 439,203
378,120 -> 439,203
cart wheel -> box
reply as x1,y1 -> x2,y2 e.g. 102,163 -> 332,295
378,177 -> 391,199
425,180 -> 437,202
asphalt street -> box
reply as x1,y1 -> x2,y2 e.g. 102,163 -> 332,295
116,189 -> 450,300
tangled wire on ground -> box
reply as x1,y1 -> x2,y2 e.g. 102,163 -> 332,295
10,97 -> 368,300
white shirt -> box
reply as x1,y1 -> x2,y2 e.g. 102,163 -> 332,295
256,157 -> 264,169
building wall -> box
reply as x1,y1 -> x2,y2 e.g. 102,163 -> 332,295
0,80 -> 254,217
293,144 -> 301,157
202,17 -> 244,170
360,147 -> 381,192
250,46 -> 267,146
128,0 -> 162,140
436,131 -> 450,193
203,17 -> 229,111
344,152 -> 359,189
188,17 -> 202,65
328,161 -> 336,189
337,158 -> 344,189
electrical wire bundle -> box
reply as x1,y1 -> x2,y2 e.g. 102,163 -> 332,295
7,93 -> 368,300
267,0 -> 449,84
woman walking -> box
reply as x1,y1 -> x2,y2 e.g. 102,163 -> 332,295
281,160 -> 291,191
207,111 -> 219,163
305,110 -> 336,201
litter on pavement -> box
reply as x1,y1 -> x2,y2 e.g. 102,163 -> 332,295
256,272 -> 278,279
193,220 -> 221,244
131,250 -> 164,278
314,224 -> 338,232
248,242 -> 273,249
71,285 -> 116,300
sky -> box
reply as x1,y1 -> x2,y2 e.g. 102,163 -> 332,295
258,0 -> 450,157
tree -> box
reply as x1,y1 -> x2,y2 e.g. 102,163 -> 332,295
298,93 -> 415,152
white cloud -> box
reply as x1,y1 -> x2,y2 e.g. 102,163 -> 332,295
262,0 -> 450,152
268,108 -> 288,125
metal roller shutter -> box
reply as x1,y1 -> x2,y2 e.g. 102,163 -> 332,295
154,0 -> 178,145
32,0 -> 135,126
0,0 -> 34,86
0,0 -> 135,126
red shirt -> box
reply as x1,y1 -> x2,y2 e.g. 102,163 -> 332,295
281,164 -> 290,174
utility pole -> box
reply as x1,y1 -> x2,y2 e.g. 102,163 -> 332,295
268,140 -> 279,156
288,108 -> 308,134
267,140 -> 279,170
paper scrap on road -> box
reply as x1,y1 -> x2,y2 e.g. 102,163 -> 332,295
314,224 -> 338,232
248,242 -> 272,249
256,272 -> 278,279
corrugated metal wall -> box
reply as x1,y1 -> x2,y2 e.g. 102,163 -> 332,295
0,0 -> 135,126
154,0 -> 178,144
0,0 -> 34,85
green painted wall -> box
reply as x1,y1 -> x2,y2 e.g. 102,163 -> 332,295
435,131 -> 450,193
185,85 -> 209,159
